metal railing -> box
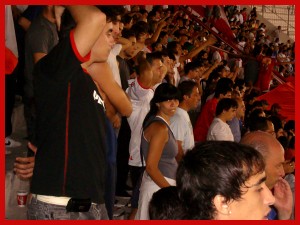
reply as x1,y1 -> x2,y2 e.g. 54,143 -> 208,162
250,5 -> 295,40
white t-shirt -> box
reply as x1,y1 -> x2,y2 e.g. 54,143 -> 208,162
126,78 -> 154,167
170,107 -> 194,153
107,44 -> 122,87
207,118 -> 234,141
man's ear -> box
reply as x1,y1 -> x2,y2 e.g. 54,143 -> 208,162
213,195 -> 231,216
183,95 -> 189,101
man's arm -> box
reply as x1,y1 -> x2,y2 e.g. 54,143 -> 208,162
13,142 -> 37,179
89,62 -> 132,117
66,6 -> 106,58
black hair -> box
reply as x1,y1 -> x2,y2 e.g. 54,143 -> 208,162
122,14 -> 133,25
177,80 -> 198,102
96,6 -> 125,22
176,141 -> 265,219
143,83 -> 180,128
131,21 -> 150,39
121,29 -> 136,39
248,116 -> 270,132
167,41 -> 180,55
149,186 -> 185,220
184,61 -> 201,74
215,98 -> 238,116
214,78 -> 233,98
146,51 -> 163,65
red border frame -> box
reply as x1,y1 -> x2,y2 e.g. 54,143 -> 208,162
2,1 -> 298,224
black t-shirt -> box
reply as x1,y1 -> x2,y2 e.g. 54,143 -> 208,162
31,30 -> 107,204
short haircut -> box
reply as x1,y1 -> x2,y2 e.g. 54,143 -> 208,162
136,59 -> 152,76
248,116 -> 270,132
177,80 -> 198,102
146,52 -> 163,65
121,14 -> 133,25
176,141 -> 265,219
215,98 -> 238,116
214,78 -> 233,98
96,6 -> 125,22
149,186 -> 185,220
121,29 -> 136,39
184,61 -> 201,74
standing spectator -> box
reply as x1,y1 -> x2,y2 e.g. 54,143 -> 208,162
228,97 -> 245,142
193,78 -> 232,143
23,5 -> 59,149
27,6 -> 115,220
206,98 -> 237,141
135,83 -> 180,220
170,80 -> 201,161
241,131 -> 293,220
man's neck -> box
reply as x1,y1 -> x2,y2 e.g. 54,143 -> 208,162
178,102 -> 189,112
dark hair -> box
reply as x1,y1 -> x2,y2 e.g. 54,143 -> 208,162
96,6 -> 125,22
146,52 -> 163,65
215,98 -> 238,116
131,21 -> 150,39
143,83 -> 180,128
149,186 -> 185,220
176,141 -> 265,219
214,78 -> 233,98
167,41 -> 180,55
184,61 -> 201,74
151,41 -> 162,52
269,115 -> 283,132
177,80 -> 198,102
136,59 -> 152,76
248,116 -> 270,132
122,14 -> 133,25
121,29 -> 136,40
284,120 -> 295,132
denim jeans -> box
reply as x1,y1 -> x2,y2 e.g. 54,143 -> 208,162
27,195 -> 108,220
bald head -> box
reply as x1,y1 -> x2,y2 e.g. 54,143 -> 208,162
240,131 -> 285,189
240,131 -> 276,157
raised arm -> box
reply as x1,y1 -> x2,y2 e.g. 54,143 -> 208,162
179,34 -> 217,63
66,6 -> 106,58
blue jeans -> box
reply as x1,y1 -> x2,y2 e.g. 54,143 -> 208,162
27,195 -> 108,220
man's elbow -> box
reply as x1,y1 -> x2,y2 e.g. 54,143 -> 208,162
119,104 -> 132,117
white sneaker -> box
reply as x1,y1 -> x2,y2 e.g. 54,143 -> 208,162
5,137 -> 21,148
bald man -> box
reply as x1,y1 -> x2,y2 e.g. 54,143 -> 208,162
240,131 -> 293,220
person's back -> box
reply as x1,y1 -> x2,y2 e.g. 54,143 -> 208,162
193,97 -> 218,142
24,6 -> 59,145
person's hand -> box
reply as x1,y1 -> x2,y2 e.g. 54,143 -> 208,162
205,34 -> 218,46
158,20 -> 167,28
112,114 -> 121,129
273,177 -> 293,220
13,142 -> 37,179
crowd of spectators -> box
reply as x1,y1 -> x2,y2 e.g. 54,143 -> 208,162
6,5 -> 295,220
